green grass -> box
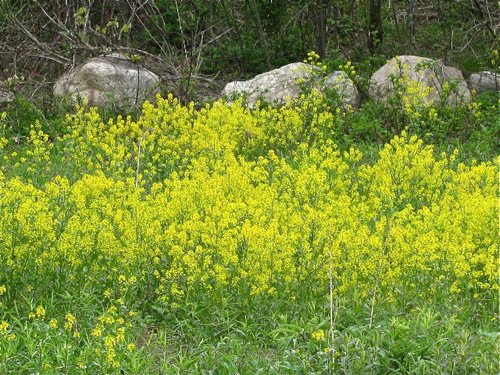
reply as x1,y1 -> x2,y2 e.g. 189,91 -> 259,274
2,286 -> 497,373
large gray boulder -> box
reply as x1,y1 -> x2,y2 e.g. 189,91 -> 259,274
222,62 -> 359,108
467,71 -> 500,95
54,53 -> 160,109
369,55 -> 471,105
0,81 -> 14,104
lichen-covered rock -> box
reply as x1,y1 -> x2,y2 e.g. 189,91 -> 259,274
222,62 -> 359,108
467,71 -> 500,94
54,53 -> 160,109
369,55 -> 471,105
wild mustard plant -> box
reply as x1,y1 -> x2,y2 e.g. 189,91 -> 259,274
378,56 -> 479,136
0,92 -> 497,372
297,51 -> 329,89
490,49 -> 499,68
339,61 -> 356,79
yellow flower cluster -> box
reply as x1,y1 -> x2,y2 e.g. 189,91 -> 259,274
29,305 -> 46,321
491,49 -> 499,67
0,320 -> 15,341
0,95 -> 497,314
297,51 -> 328,89
339,61 -> 356,77
88,299 -> 137,368
303,51 -> 327,72
0,321 -> 9,335
312,329 -> 325,341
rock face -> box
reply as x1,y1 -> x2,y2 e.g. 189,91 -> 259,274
54,53 -> 160,109
369,55 -> 471,105
222,62 -> 359,108
324,71 -> 360,108
0,82 -> 14,104
467,71 -> 500,94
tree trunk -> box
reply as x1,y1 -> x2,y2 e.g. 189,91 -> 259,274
315,0 -> 327,58
367,0 -> 383,55
248,0 -> 272,69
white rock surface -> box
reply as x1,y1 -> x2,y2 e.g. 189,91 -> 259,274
223,62 -> 359,108
369,55 -> 471,105
54,53 -> 160,108
467,71 -> 500,94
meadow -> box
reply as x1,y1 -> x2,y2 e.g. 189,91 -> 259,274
0,83 -> 498,373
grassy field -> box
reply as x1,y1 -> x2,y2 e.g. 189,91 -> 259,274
0,83 -> 498,374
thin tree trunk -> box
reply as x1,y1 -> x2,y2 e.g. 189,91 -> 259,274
367,0 -> 383,55
248,0 -> 272,69
390,0 -> 401,43
315,0 -> 327,58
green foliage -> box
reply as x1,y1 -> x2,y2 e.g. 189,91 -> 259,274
1,96 -> 77,142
